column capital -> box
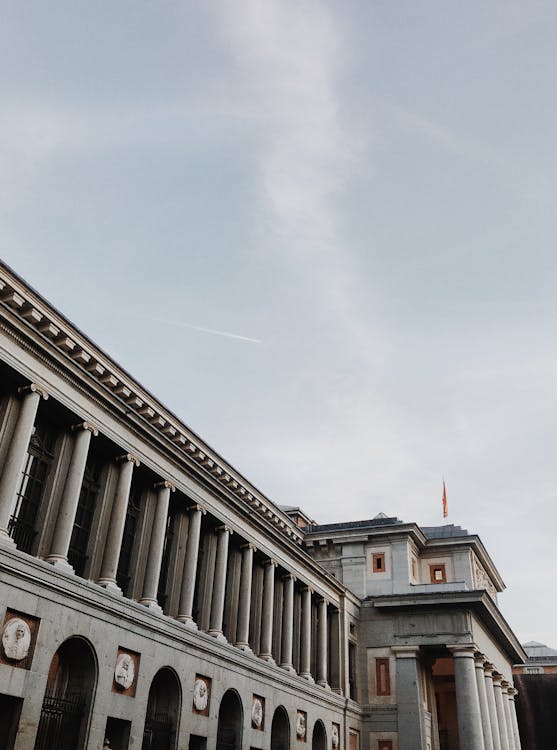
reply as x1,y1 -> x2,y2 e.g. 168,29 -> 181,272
492,672 -> 503,686
301,585 -> 314,594
18,383 -> 49,400
154,479 -> 176,492
447,643 -> 478,658
474,652 -> 488,667
263,557 -> 277,567
241,542 -> 257,551
282,572 -> 296,582
500,679 -> 510,690
215,524 -> 233,535
187,503 -> 206,514
392,645 -> 421,658
508,687 -> 518,698
484,662 -> 495,675
116,452 -> 140,466
71,420 -> 98,436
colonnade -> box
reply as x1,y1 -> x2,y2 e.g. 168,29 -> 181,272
394,644 -> 521,750
0,382 -> 342,688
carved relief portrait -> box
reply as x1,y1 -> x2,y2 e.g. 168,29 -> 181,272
114,653 -> 135,690
332,723 -> 340,749
296,711 -> 307,741
112,647 -> 140,696
192,675 -> 211,714
251,695 -> 264,729
2,618 -> 31,661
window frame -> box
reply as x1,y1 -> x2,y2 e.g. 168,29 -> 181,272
429,563 -> 447,584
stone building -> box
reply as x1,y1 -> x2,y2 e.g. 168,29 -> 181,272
0,261 -> 525,750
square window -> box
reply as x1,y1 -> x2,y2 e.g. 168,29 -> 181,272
373,553 -> 386,573
378,742 -> 393,750
429,564 -> 446,583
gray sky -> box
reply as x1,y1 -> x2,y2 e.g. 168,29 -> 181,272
2,1 -> 557,648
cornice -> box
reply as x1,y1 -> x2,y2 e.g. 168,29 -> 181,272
0,263 -> 303,546
370,589 -> 526,664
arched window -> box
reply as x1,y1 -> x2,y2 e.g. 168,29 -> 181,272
216,689 -> 243,750
271,705 -> 290,750
312,720 -> 327,750
142,667 -> 181,750
34,637 -> 97,750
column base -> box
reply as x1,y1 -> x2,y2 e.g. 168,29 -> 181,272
208,629 -> 228,643
45,556 -> 75,574
176,616 -> 198,630
235,642 -> 253,653
280,663 -> 296,673
317,680 -> 331,690
332,687 -> 343,696
260,654 -> 276,665
0,530 -> 16,548
97,578 -> 123,595
300,672 -> 315,683
139,598 -> 163,614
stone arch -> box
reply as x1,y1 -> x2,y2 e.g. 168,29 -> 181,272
34,635 -> 97,750
142,667 -> 182,750
312,719 -> 327,750
271,705 -> 290,750
216,688 -> 243,750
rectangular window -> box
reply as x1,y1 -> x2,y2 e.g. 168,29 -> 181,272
373,553 -> 386,573
429,564 -> 446,583
376,658 -> 391,696
378,742 -> 393,750
68,457 -> 102,578
10,420 -> 56,553
116,482 -> 143,596
348,642 -> 357,701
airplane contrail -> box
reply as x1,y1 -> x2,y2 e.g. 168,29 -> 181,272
140,314 -> 262,344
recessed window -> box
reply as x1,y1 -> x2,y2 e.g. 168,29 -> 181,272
429,564 -> 446,583
375,658 -> 391,696
378,742 -> 393,750
373,553 -> 386,573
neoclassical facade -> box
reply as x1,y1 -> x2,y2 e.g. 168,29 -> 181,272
0,262 -> 524,750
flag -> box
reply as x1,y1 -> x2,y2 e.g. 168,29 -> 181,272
442,480 -> 448,518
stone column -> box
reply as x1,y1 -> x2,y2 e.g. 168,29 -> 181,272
508,688 -> 521,750
280,573 -> 295,671
501,682 -> 515,750
484,663 -> 502,750
300,586 -> 314,682
0,384 -> 48,544
259,559 -> 277,662
316,597 -> 329,687
46,421 -> 97,572
208,524 -> 231,641
493,673 -> 510,750
392,646 -> 427,750
176,504 -> 205,627
475,654 -> 494,750
139,480 -> 174,612
235,542 -> 255,650
449,645 -> 485,750
97,453 -> 139,591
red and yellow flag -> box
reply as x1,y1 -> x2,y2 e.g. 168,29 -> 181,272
442,480 -> 448,518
